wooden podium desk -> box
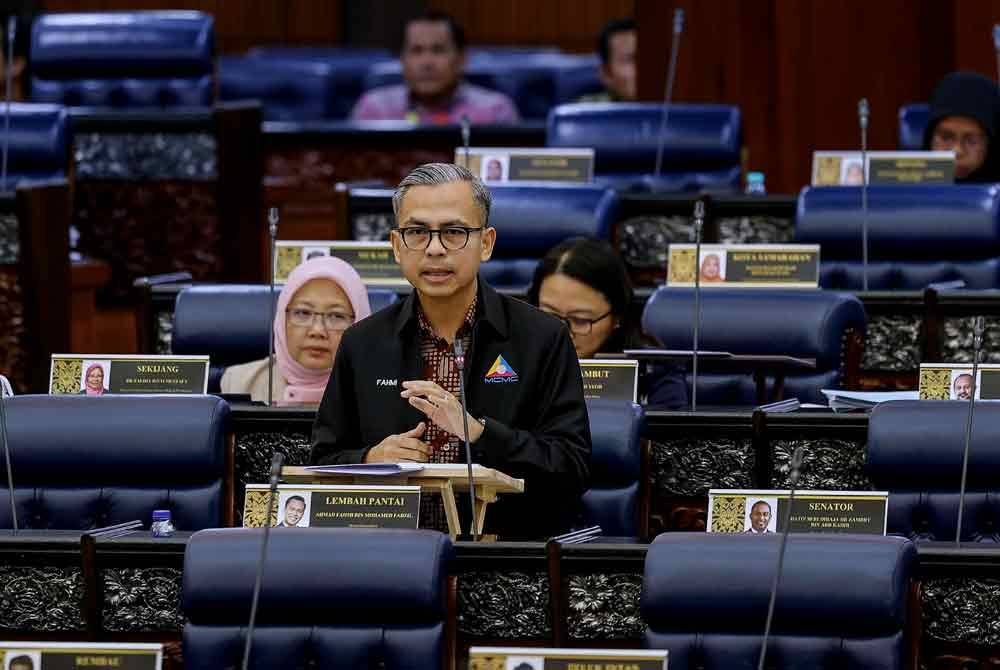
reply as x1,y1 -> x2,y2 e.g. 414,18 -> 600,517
282,465 -> 523,540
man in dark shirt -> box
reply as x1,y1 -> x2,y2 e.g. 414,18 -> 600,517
311,163 -> 591,539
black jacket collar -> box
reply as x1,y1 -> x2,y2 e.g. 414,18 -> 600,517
393,277 -> 509,339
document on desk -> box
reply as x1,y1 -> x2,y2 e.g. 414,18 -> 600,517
820,389 -> 918,411
303,463 -> 425,476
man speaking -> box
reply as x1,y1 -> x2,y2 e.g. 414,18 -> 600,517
311,163 -> 591,538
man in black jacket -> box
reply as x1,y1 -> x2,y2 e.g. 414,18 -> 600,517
311,163 -> 591,539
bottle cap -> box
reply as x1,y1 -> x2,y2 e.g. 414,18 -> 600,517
152,510 -> 171,521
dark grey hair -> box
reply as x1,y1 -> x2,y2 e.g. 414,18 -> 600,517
392,162 -> 492,226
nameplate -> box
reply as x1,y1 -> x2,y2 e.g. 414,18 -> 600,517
244,484 -> 420,529
667,244 -> 820,288
49,355 -> 209,395
811,150 -> 955,185
456,147 -> 594,183
275,240 -> 405,286
708,489 -> 888,535
918,363 -> 1000,400
580,359 -> 638,402
0,642 -> 162,669
469,647 -> 667,670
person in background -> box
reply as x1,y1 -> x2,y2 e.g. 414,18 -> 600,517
577,17 -> 636,103
526,238 -> 688,409
221,257 -> 371,404
351,11 -> 519,125
923,72 -> 1000,183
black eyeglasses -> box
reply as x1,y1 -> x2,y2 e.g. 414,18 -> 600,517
542,309 -> 613,335
396,225 -> 484,251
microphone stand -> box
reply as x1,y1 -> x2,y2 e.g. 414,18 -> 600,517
956,316 -> 985,546
858,98 -> 870,292
1,16 -> 15,194
757,446 -> 805,670
241,452 -> 284,670
266,207 -> 279,407
653,8 -> 684,178
460,114 -> 471,170
691,198 -> 704,412
0,374 -> 15,533
452,340 -> 478,541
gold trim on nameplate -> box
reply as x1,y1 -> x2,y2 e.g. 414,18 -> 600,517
275,245 -> 301,281
667,247 -> 696,283
918,368 -> 952,400
243,490 -> 279,527
50,358 -> 83,394
709,495 -> 747,533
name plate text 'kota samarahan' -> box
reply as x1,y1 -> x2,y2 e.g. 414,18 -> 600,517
667,244 -> 820,288
244,484 -> 420,530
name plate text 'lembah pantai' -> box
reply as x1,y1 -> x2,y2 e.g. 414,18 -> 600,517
579,359 -> 638,402
456,147 -> 594,183
668,244 -> 820,288
275,241 -> 405,286
708,489 -> 888,535
0,642 -> 162,670
469,647 -> 667,670
49,355 -> 209,395
244,484 -> 420,530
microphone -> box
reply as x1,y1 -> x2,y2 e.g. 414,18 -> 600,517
858,98 -> 870,292
266,207 -> 279,407
653,8 -> 685,178
1,16 -> 15,194
241,451 -> 284,670
993,25 -> 1000,82
691,198 -> 705,412
452,339 -> 478,540
956,316 -> 985,546
757,446 -> 805,670
460,114 -> 471,170
0,374 -> 15,534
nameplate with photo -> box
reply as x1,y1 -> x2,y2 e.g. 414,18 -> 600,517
667,244 -> 820,288
244,484 -> 421,530
48,355 -> 209,395
468,647 -> 668,670
0,642 -> 162,670
455,147 -> 594,183
275,240 -> 405,286
918,362 -> 1000,400
811,150 -> 955,186
708,489 -> 888,535
579,359 -> 638,402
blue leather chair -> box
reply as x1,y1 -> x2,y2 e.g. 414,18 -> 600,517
481,184 -> 619,291
795,184 -> 1000,290
868,400 -> 1000,542
582,399 -> 645,539
0,394 -> 229,530
546,103 -> 743,192
2,103 -> 68,187
30,12 -> 215,108
171,284 -> 399,391
642,533 -> 917,670
182,528 -> 453,669
898,103 -> 929,150
218,56 -> 339,122
642,288 -> 867,404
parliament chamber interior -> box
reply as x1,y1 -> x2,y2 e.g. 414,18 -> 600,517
1,0 -> 1000,668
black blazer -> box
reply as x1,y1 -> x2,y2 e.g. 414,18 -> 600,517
311,280 -> 591,539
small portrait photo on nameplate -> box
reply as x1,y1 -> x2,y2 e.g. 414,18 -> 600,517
455,147 -> 594,183
469,647 -> 668,670
918,363 -> 1000,400
49,354 -> 209,395
479,154 -> 509,182
274,240 -> 405,286
667,244 -> 820,288
579,359 -> 638,402
708,489 -> 889,535
812,150 -> 954,186
244,484 -> 420,530
0,642 -> 163,670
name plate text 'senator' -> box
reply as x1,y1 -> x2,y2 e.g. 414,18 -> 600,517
469,647 -> 668,670
579,359 -> 638,402
275,240 -> 405,286
811,150 -> 955,185
708,489 -> 888,535
667,244 -> 820,288
244,484 -> 421,530
456,147 -> 594,183
0,642 -> 163,670
49,354 -> 209,395
918,362 -> 1000,401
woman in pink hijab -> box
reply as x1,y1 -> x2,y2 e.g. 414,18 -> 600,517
221,257 -> 371,404
81,363 -> 106,396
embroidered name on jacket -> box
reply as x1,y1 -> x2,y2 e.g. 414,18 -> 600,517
376,378 -> 397,387
484,355 -> 518,384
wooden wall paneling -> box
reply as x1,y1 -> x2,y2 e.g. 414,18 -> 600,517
953,0 -> 1000,76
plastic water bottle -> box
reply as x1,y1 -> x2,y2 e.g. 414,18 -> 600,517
745,171 -> 766,195
151,510 -> 175,537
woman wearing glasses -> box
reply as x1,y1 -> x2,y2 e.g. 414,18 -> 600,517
923,72 -> 1000,183
221,256 -> 372,404
527,238 -> 687,409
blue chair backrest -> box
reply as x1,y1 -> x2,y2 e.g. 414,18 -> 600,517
172,284 -> 399,390
642,533 -> 917,670
795,184 -> 1000,289
546,103 -> 743,191
868,400 -> 1000,542
30,11 -> 215,109
641,287 -> 867,404
218,55 -> 338,122
0,394 -> 229,530
3,103 -> 68,187
898,103 -> 929,150
183,528 -> 452,669
581,399 -> 644,538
